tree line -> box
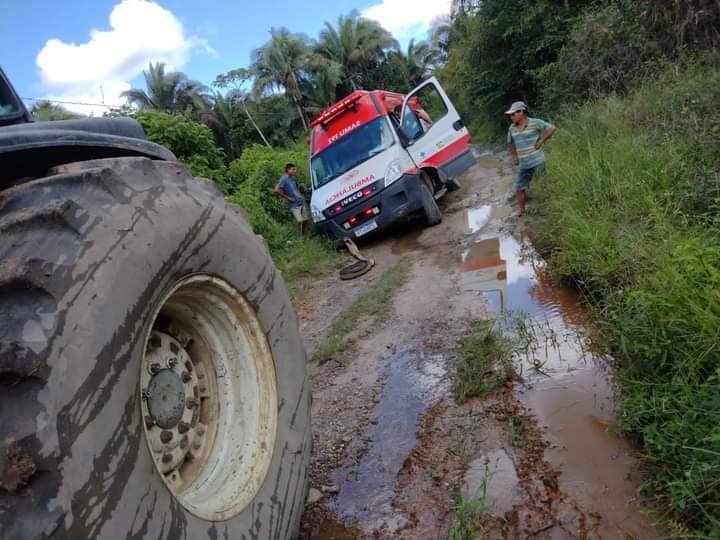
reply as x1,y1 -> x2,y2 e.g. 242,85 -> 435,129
438,0 -> 720,138
60,10 -> 443,164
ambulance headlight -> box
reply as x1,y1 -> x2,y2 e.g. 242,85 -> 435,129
311,204 -> 326,223
384,159 -> 405,187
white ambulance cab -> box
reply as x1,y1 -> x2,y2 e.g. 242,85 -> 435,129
309,77 -> 475,245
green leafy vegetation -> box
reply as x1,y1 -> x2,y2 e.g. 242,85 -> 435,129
532,61 -> 720,535
136,110 -> 227,181
438,0 -> 720,138
105,11 -> 443,297
435,2 -> 720,533
31,4 -> 720,532
135,110 -> 338,294
30,100 -> 82,121
312,256 -> 412,364
451,320 -> 514,404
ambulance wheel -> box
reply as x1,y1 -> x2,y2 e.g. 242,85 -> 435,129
419,173 -> 442,226
0,156 -> 310,539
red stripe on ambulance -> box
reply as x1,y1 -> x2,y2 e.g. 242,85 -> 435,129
417,132 -> 471,169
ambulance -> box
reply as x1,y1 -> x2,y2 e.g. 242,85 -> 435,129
309,77 -> 476,244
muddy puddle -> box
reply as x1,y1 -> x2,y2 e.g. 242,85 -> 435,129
325,350 -> 448,534
460,204 -> 657,537
302,169 -> 657,538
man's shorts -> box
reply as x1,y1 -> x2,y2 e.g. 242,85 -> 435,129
290,205 -> 308,223
516,164 -> 545,192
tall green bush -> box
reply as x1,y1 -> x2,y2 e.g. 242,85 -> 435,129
227,142 -> 313,252
534,3 -> 663,112
437,0 -> 593,138
533,63 -> 720,534
136,110 -> 228,185
136,111 -> 336,285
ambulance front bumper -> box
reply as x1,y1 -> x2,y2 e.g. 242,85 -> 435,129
314,173 -> 425,244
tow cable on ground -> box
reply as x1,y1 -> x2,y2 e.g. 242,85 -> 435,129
339,238 -> 375,280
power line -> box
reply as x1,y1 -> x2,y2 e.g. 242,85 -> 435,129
21,96 -> 319,118
22,96 -> 120,108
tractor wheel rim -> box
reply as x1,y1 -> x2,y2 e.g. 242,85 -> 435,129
140,274 -> 278,520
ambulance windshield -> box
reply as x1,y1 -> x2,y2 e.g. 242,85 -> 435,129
311,116 -> 395,188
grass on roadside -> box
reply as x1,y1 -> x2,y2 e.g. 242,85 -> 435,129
272,232 -> 347,303
532,60 -> 720,534
451,320 -> 515,404
447,459 -> 493,540
311,256 -> 413,364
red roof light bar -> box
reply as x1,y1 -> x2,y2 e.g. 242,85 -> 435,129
310,92 -> 364,127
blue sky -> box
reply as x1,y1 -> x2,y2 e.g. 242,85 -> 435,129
1,0 -> 450,115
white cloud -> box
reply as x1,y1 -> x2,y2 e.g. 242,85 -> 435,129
362,0 -> 452,41
35,0 -> 212,116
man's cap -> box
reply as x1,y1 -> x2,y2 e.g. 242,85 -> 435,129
505,101 -> 528,114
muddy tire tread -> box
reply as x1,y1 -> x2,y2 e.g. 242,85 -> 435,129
0,157 -> 309,540
0,169 -> 132,540
419,174 -> 442,226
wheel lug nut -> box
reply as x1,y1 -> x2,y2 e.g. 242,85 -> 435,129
144,415 -> 155,429
198,373 -> 205,380
161,453 -> 173,464
160,431 -> 173,443
181,371 -> 191,383
178,421 -> 190,434
141,388 -> 150,400
168,357 -> 178,368
186,398 -> 198,409
150,363 -> 162,374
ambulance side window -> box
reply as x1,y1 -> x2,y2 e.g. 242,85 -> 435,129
400,111 -> 423,142
401,83 -> 448,141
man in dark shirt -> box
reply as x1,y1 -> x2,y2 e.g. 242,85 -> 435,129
275,163 -> 309,234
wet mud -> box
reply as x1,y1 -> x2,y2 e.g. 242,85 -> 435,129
0,443 -> 36,492
299,148 -> 659,538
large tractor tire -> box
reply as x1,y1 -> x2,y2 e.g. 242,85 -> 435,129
0,157 -> 311,539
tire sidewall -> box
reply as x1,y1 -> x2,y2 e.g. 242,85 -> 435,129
419,174 -> 442,226
31,161 -> 309,538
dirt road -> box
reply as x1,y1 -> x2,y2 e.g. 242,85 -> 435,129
298,149 -> 659,539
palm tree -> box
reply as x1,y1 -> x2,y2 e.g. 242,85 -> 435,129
218,90 -> 273,150
250,28 -> 311,130
316,11 -> 398,91
302,59 -> 344,113
402,39 -> 440,87
121,62 -> 210,115
429,15 -> 453,62
30,101 -> 82,121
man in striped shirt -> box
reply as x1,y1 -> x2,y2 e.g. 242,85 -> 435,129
506,101 -> 556,216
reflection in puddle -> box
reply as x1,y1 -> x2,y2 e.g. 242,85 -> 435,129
467,205 -> 510,234
460,238 -> 508,311
459,229 -> 590,376
467,205 -> 492,233
459,209 -> 657,536
330,351 -> 447,533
